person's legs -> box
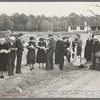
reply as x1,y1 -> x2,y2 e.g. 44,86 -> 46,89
32,64 -> 34,69
1,71 -> 4,78
16,51 -> 22,73
46,52 -> 50,70
50,52 -> 53,70
30,64 -> 32,70
39,63 -> 40,69
12,54 -> 15,75
42,63 -> 44,69
59,55 -> 64,70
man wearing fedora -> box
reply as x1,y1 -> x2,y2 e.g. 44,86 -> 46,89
15,33 -> 24,74
46,33 -> 56,70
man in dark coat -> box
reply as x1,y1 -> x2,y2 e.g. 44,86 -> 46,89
58,37 -> 66,70
7,36 -> 16,76
46,33 -> 56,70
55,36 -> 61,65
15,33 -> 24,74
92,37 -> 100,70
84,35 -> 93,62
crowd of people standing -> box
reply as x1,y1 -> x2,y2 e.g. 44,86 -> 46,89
0,32 -> 100,79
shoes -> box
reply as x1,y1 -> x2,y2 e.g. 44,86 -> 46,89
16,71 -> 22,74
0,75 -> 4,78
8,74 -> 12,76
12,73 -> 14,75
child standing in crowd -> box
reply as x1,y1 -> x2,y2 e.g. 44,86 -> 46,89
36,38 -> 46,69
26,37 -> 36,70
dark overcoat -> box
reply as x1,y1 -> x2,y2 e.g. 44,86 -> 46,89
36,41 -> 46,63
55,39 -> 61,64
26,41 -> 36,60
84,39 -> 93,61
0,43 -> 9,71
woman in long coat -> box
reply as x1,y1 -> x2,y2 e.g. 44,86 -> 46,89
0,38 -> 10,78
36,38 -> 46,69
26,37 -> 36,70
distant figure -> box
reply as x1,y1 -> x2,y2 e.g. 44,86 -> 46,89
46,33 -> 56,70
26,37 -> 36,70
0,38 -> 10,78
84,34 -> 93,62
15,33 -> 24,74
36,38 -> 46,69
7,36 -> 16,76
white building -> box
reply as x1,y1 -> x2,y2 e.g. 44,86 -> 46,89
68,25 -> 100,33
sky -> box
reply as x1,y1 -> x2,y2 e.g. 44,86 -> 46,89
0,2 -> 100,17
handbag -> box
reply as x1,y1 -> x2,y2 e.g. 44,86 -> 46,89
95,51 -> 100,57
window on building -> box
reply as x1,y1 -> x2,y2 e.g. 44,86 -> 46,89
71,27 -> 76,30
80,26 -> 84,30
98,26 -> 100,30
91,26 -> 96,31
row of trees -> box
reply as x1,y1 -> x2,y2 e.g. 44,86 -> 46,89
0,13 -> 100,32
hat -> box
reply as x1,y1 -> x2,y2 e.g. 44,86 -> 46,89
39,38 -> 44,41
62,36 -> 67,40
48,33 -> 53,37
18,33 -> 23,37
74,38 -> 78,43
10,36 -> 16,41
30,36 -> 34,40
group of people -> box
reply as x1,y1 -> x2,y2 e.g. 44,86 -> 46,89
84,33 -> 100,70
0,31 -> 100,79
0,33 -> 24,78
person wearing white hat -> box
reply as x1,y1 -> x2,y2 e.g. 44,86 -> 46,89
7,36 -> 17,76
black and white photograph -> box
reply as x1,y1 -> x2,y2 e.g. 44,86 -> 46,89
0,2 -> 100,98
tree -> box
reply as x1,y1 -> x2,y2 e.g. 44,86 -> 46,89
41,20 -> 53,32
0,14 -> 14,31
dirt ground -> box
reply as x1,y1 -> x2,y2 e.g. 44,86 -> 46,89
0,33 -> 100,98
0,60 -> 100,98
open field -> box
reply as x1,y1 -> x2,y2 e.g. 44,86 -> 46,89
0,32 -> 100,98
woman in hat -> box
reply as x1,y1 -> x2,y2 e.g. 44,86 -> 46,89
73,38 -> 82,69
36,38 -> 46,69
26,37 -> 36,70
0,38 -> 10,78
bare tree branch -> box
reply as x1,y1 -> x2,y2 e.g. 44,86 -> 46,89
87,10 -> 98,16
